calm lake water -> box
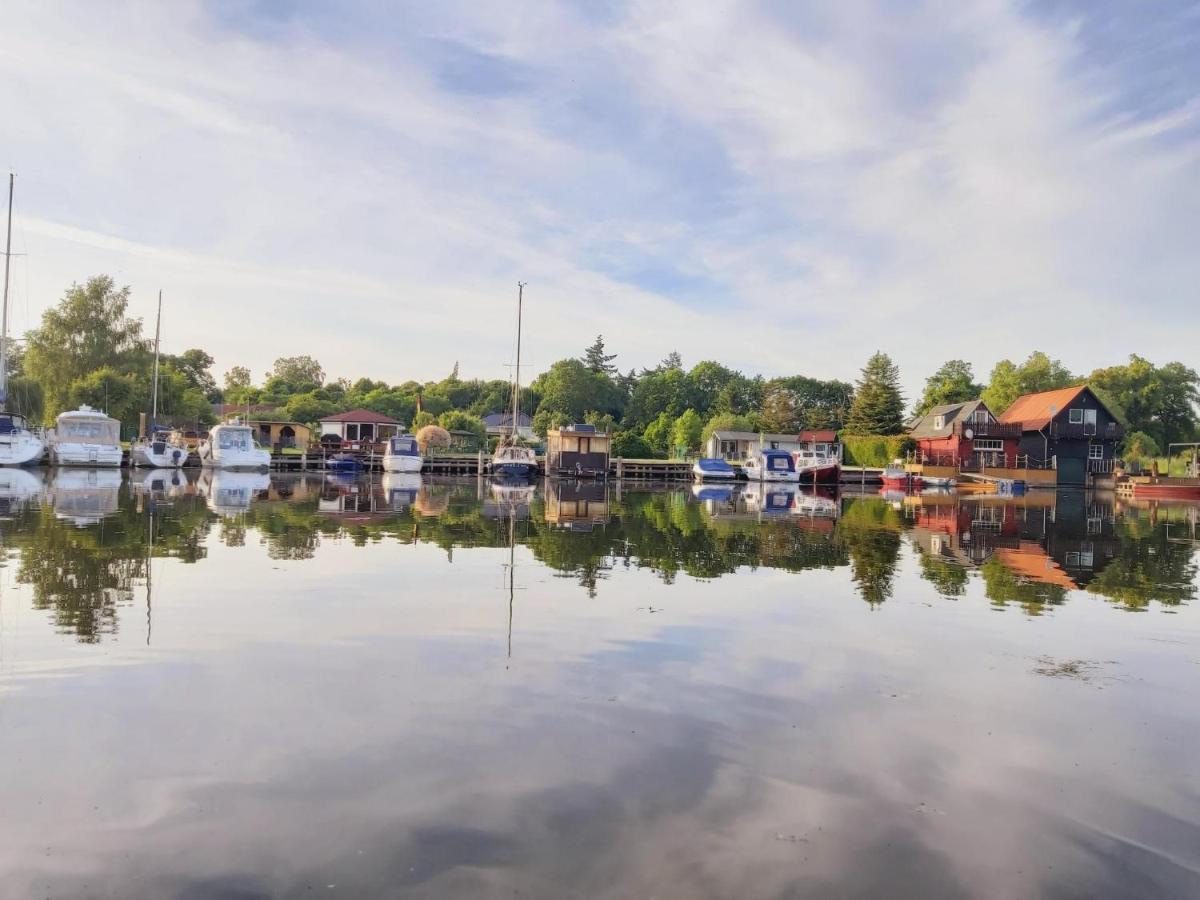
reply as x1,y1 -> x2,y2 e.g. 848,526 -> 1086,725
1,469 -> 1198,899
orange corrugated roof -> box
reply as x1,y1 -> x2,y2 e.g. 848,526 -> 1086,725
997,385 -> 1086,429
993,544 -> 1078,589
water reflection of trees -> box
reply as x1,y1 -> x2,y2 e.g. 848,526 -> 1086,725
10,476 -> 1196,643
12,496 -> 212,643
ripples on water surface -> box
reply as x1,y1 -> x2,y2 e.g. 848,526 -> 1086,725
1,469 -> 1198,898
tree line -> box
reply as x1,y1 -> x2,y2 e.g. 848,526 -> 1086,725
11,275 -> 1199,459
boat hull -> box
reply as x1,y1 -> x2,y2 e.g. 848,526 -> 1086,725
492,461 -> 539,479
1132,483 -> 1200,500
797,463 -> 839,484
382,454 -> 423,473
52,443 -> 123,467
745,468 -> 800,483
0,432 -> 46,466
132,444 -> 187,468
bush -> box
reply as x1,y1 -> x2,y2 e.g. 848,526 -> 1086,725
840,433 -> 915,467
612,431 -> 654,459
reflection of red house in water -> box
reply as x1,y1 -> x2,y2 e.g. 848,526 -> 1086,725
908,400 -> 1023,467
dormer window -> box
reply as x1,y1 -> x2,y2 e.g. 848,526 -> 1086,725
975,409 -> 989,423
934,415 -> 945,429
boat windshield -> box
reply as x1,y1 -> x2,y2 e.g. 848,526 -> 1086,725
58,418 -> 119,444
389,437 -> 418,455
217,427 -> 254,451
496,445 -> 535,462
0,414 -> 26,432
767,454 -> 793,471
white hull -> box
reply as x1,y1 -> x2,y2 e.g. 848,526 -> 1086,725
198,443 -> 270,470
52,443 -> 123,467
132,443 -> 187,468
744,466 -> 799,483
382,453 -> 423,473
0,431 -> 45,466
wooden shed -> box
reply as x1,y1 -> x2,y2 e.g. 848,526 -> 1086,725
545,425 -> 610,478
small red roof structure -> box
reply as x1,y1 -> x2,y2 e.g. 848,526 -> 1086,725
798,429 -> 838,443
998,386 -> 1087,429
317,408 -> 402,425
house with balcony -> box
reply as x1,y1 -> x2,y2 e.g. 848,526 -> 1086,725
483,411 -> 534,442
997,385 -> 1123,485
909,400 -> 1022,468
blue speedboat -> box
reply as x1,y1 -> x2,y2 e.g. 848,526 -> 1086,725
692,457 -> 737,481
327,452 -> 363,475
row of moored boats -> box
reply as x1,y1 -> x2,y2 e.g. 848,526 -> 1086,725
692,448 -> 841,483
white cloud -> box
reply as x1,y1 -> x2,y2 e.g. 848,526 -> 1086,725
0,0 -> 1195,397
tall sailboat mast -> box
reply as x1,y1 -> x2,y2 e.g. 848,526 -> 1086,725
510,281 -> 526,437
1,173 -> 14,409
150,290 -> 162,424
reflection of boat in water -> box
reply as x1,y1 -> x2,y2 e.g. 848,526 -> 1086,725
50,468 -> 122,525
485,480 -> 535,520
792,489 -> 839,518
132,467 -> 189,499
380,472 -> 422,510
743,482 -> 797,515
198,469 -> 270,516
0,467 -> 44,518
692,483 -> 735,503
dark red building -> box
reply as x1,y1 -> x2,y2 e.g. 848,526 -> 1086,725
908,400 -> 1022,467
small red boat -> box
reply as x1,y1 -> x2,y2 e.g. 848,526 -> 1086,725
880,463 -> 921,490
1132,479 -> 1200,501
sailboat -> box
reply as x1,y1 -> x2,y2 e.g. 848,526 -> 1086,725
490,282 -> 539,479
131,291 -> 187,467
0,173 -> 46,466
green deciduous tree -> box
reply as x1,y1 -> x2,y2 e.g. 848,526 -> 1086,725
642,411 -> 674,457
915,360 -> 982,416
1089,355 -> 1199,448
981,352 -> 1075,416
532,358 -> 624,424
671,408 -> 703,454
268,355 -> 325,390
845,352 -> 905,435
24,276 -> 147,420
438,410 -> 486,443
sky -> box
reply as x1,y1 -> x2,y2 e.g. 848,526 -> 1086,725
1,0 -> 1198,400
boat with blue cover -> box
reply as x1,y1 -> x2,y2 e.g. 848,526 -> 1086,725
692,457 -> 737,482
327,453 -> 363,475
742,448 -> 799,482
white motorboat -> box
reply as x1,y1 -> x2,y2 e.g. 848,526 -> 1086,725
382,434 -> 423,473
132,430 -> 189,468
50,406 -> 123,467
692,458 -> 738,481
742,449 -> 799,482
921,474 -> 957,488
198,421 -> 270,470
792,449 -> 840,485
197,468 -> 269,516
0,175 -> 46,466
50,468 -> 122,525
490,283 -> 539,480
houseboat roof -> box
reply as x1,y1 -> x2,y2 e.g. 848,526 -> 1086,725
909,400 -> 986,440
998,385 -> 1094,429
318,408 -> 402,425
798,429 -> 838,443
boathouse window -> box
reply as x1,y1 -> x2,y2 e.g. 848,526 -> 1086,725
1069,408 -> 1084,424
769,441 -> 779,450
720,440 -> 737,458
1088,443 -> 1104,460
974,439 -> 1003,452
974,409 -> 990,423
933,415 -> 944,430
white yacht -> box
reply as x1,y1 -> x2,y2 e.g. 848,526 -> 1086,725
198,421 -> 270,470
132,429 -> 189,468
131,290 -> 187,468
50,406 -> 123,467
742,448 -> 799,482
490,283 -> 539,480
382,433 -> 423,473
0,174 -> 46,466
